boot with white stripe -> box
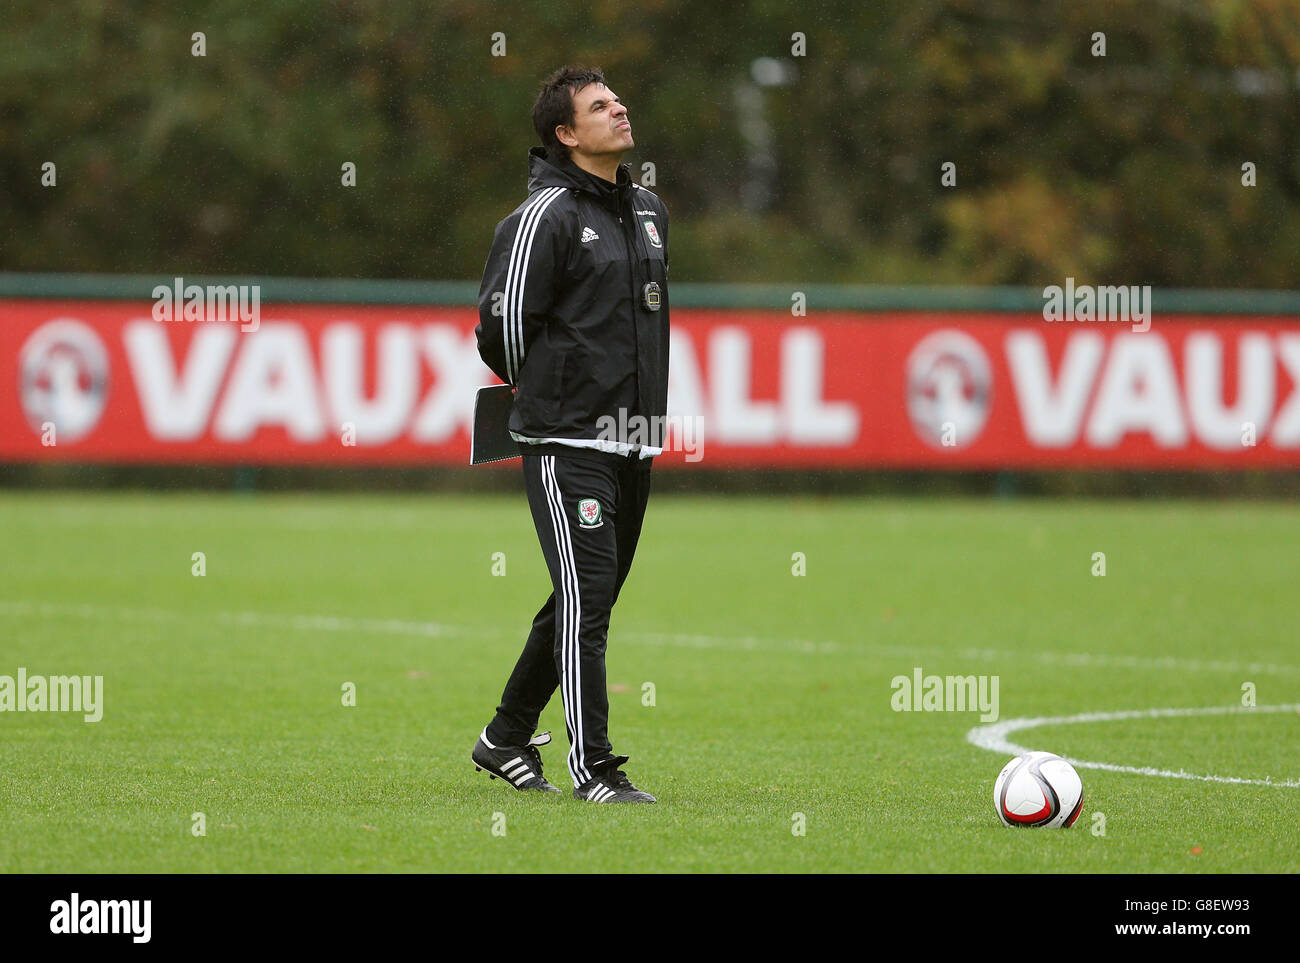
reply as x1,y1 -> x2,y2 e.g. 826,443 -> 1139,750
574,756 -> 656,803
471,729 -> 562,792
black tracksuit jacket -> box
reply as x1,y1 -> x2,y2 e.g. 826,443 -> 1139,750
475,146 -> 671,450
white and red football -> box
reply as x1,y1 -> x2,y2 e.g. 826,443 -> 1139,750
994,751 -> 1084,828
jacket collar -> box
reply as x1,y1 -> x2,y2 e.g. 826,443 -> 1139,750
527,146 -> 632,210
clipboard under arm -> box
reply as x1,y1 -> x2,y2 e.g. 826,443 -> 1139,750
469,384 -> 521,465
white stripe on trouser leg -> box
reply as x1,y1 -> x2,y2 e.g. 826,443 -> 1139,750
536,456 -> 576,783
536,456 -> 577,781
545,455 -> 590,786
504,187 -> 565,383
540,456 -> 591,786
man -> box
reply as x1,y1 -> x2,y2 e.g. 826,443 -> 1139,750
471,66 -> 671,803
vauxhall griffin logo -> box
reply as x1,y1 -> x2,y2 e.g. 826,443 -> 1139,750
19,320 -> 110,443
905,329 -> 992,448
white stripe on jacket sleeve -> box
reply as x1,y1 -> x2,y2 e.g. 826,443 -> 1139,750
503,186 -> 565,385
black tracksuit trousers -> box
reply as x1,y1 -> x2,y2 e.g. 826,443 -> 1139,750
486,447 -> 653,787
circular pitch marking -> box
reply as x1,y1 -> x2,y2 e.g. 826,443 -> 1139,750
967,704 -> 1300,788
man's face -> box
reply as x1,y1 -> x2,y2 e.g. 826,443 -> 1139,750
558,82 -> 633,158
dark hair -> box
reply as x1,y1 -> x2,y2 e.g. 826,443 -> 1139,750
532,65 -> 607,166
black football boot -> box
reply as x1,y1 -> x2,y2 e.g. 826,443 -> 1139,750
471,729 -> 562,793
573,755 -> 656,803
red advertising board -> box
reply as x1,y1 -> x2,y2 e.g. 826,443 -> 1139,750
2,297 -> 1297,468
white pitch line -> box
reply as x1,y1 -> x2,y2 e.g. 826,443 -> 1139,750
2,599 -> 1299,676
955,646 -> 1300,677
967,704 -> 1300,788
0,599 -> 465,639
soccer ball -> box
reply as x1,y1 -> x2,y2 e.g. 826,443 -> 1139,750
993,751 -> 1084,828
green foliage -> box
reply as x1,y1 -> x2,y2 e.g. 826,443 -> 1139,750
2,0 -> 1297,286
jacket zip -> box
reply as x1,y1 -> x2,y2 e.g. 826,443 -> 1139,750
617,205 -> 643,421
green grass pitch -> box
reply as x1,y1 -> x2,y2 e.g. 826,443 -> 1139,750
0,490 -> 1296,873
